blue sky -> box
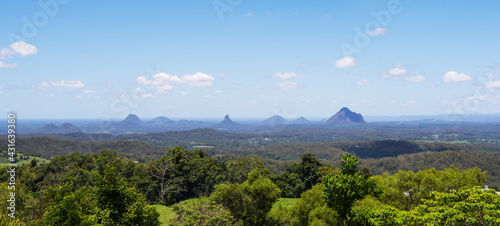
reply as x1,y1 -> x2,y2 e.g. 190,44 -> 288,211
1,0 -> 499,119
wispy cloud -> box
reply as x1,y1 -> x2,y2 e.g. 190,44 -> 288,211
355,79 -> 370,86
486,80 -> 500,88
272,72 -> 305,79
0,62 -> 18,68
381,64 -> 407,79
486,63 -> 500,70
135,88 -> 154,98
405,75 -> 426,82
486,73 -> 498,78
137,72 -> 215,94
366,28 -> 388,36
275,81 -> 298,90
82,90 -> 96,94
334,56 -> 356,68
34,80 -> 86,89
442,71 -> 472,83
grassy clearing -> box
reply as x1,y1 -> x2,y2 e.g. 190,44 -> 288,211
272,198 -> 299,210
152,198 -> 201,225
0,153 -> 51,167
154,197 -> 300,225
151,205 -> 175,226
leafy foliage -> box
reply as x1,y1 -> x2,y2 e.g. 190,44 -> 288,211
374,165 -> 488,210
211,168 -> 281,226
323,154 -> 382,223
171,197 -> 238,226
367,187 -> 500,225
272,153 -> 324,197
42,151 -> 160,225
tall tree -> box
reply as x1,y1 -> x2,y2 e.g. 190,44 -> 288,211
211,168 -> 281,226
148,155 -> 183,204
323,153 -> 382,224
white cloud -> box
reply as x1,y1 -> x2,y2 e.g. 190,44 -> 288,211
137,72 -> 215,94
405,75 -> 426,82
34,80 -> 86,89
381,64 -> 407,79
366,28 -> 388,36
388,64 -> 407,75
245,12 -> 254,17
442,71 -> 473,83
486,73 -> 498,78
94,95 -> 101,99
203,94 -> 213,98
182,72 -> 215,87
134,88 -> 154,98
10,41 -> 37,57
443,94 -> 500,107
213,90 -> 223,94
334,56 -> 356,68
137,73 -> 182,85
0,48 -> 14,59
486,80 -> 500,88
487,63 -> 500,70
82,90 -> 96,94
155,84 -> 173,94
181,91 -> 187,95
0,91 -> 3,95
275,81 -> 298,90
0,62 -> 18,68
272,72 -> 305,79
75,95 -> 82,99
0,41 -> 37,68
360,99 -> 374,104
355,79 -> 370,86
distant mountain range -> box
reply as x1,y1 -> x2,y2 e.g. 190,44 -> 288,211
32,107 -> 488,134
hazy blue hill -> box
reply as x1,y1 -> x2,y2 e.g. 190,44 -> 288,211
35,123 -> 82,134
327,107 -> 366,124
212,115 -> 249,131
35,123 -> 58,134
262,115 -> 289,126
292,116 -> 311,124
55,123 -> 82,134
148,116 -> 175,125
112,114 -> 145,130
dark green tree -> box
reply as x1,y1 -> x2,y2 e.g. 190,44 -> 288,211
211,168 -> 281,226
273,153 -> 323,197
323,153 -> 382,224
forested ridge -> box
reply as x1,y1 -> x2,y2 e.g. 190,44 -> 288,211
2,129 -> 500,225
1,147 -> 499,225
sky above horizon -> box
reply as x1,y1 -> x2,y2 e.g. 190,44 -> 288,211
1,0 -> 500,120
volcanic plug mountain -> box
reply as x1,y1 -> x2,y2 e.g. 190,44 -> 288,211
326,107 -> 366,124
